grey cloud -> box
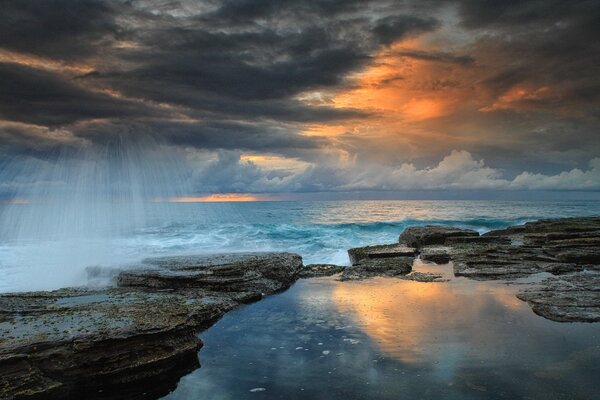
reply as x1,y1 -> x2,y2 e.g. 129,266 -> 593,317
395,50 -> 474,66
0,63 -> 157,126
372,15 -> 439,45
0,0 -> 599,194
0,0 -> 121,60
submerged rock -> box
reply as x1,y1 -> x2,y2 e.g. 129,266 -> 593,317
300,264 -> 345,278
399,272 -> 448,282
0,252 -> 302,400
399,225 -> 478,248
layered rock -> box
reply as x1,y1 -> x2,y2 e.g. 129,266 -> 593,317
347,243 -> 416,265
119,253 -> 302,293
353,217 -> 600,321
0,252 -> 302,400
414,217 -> 600,322
341,257 -> 413,281
517,273 -> 600,322
399,225 -> 478,248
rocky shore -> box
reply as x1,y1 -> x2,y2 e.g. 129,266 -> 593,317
341,217 -> 600,322
1,217 -> 599,399
0,253 -> 302,400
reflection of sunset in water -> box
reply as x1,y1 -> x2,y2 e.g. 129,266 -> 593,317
332,267 -> 525,364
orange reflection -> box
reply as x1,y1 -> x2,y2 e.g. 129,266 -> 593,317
332,275 -> 524,363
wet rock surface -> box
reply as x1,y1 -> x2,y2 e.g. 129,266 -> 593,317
0,252 -> 302,400
399,225 -> 478,248
351,217 -> 600,322
118,252 -> 302,293
517,273 -> 600,322
340,257 -> 413,281
422,217 -> 600,322
419,246 -> 452,264
2,217 -> 599,399
348,243 -> 416,265
299,264 -> 345,278
399,271 -> 448,282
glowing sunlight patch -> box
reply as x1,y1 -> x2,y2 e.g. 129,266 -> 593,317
157,193 -> 270,203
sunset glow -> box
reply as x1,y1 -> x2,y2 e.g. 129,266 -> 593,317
158,194 -> 269,203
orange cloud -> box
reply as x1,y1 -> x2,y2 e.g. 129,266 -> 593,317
0,49 -> 95,75
297,37 -> 472,158
480,86 -> 552,112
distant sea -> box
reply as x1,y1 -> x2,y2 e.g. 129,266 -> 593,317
1,200 -> 600,292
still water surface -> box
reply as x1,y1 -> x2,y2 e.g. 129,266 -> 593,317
163,261 -> 600,400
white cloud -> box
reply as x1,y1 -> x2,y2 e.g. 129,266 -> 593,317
184,149 -> 600,193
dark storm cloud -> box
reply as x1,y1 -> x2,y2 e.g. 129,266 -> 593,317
73,120 -> 325,153
456,0 -> 599,29
395,50 -> 474,66
0,0 -> 599,193
458,0 -> 600,107
0,0 -> 439,155
0,0 -> 120,59
204,0 -> 366,23
372,15 -> 439,45
0,63 -> 157,126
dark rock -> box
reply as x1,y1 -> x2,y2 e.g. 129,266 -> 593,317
347,243 -> 416,265
554,248 -> 600,264
444,235 -> 511,245
420,246 -> 451,264
485,217 -> 600,236
118,252 -> 303,293
340,257 -> 412,281
542,263 -> 584,275
300,264 -> 345,278
447,218 -> 600,282
399,225 -> 478,248
483,225 -> 527,236
517,273 -> 600,322
437,217 -> 600,322
450,244 -> 547,279
0,252 -> 302,400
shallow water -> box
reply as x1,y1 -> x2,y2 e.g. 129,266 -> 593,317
163,262 -> 600,399
2,200 -> 600,292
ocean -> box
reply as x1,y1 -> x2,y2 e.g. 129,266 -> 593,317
1,200 -> 600,292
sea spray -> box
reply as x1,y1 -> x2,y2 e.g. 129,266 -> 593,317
0,134 -> 193,291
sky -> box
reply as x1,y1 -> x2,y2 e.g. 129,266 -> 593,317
1,0 -> 600,201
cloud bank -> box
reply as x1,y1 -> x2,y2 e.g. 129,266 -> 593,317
0,0 -> 599,197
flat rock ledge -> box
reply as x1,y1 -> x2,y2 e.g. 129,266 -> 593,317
0,252 -> 302,400
517,273 -> 600,322
413,218 -> 600,322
